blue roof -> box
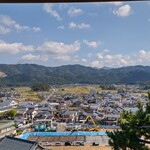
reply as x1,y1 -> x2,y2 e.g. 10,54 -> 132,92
21,131 -> 108,140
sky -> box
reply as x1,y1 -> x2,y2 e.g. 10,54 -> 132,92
0,1 -> 150,68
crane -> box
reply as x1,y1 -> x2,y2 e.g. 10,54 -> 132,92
70,115 -> 100,132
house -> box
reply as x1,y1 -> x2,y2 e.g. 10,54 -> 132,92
93,112 -> 105,121
101,114 -> 120,125
19,101 -> 37,109
33,111 -> 49,121
123,107 -> 139,113
0,136 -> 45,150
61,110 -> 78,122
24,108 -> 37,121
90,89 -> 97,96
89,103 -> 100,110
0,98 -> 18,108
0,106 -> 12,113
0,98 -> 18,114
78,112 -> 88,123
14,107 -> 28,124
0,120 -> 16,139
72,100 -> 82,107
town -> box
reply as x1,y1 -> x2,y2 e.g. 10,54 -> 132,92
0,84 -> 149,149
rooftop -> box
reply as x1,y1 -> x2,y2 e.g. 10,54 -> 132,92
0,136 -> 38,150
0,120 -> 15,130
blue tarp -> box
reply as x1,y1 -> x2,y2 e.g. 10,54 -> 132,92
21,131 -> 108,139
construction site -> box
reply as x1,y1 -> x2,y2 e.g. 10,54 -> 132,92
20,115 -> 110,149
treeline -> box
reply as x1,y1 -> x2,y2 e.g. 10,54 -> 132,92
138,81 -> 150,90
99,84 -> 117,90
31,83 -> 50,91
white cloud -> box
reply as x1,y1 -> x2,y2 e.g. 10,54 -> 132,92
83,40 -> 101,48
37,41 -> 80,55
81,58 -> 87,62
90,49 -> 150,68
43,3 -> 61,20
69,22 -> 90,29
96,52 -> 133,67
54,55 -> 71,61
137,50 -> 150,63
91,60 -> 101,68
33,27 -> 41,32
109,2 -> 123,6
113,4 -> 132,17
58,26 -> 64,30
36,41 -> 80,62
68,7 -> 83,17
0,25 -> 10,34
0,40 -> 34,54
0,39 -> 80,62
0,15 -> 41,33
0,15 -> 16,26
19,54 -> 48,63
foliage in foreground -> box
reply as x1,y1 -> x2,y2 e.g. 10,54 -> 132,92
107,93 -> 150,150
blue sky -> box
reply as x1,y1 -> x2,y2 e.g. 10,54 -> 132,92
0,2 -> 150,68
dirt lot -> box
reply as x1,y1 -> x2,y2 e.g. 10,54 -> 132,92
48,146 -> 112,150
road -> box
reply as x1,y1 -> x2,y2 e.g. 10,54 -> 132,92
44,88 -> 56,102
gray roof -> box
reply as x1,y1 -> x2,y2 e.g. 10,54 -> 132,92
0,136 -> 38,150
123,107 -> 138,113
0,98 -> 14,107
0,106 -> 12,112
0,120 -> 15,130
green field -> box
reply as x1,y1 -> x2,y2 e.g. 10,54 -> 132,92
57,85 -> 117,94
14,87 -> 51,102
14,85 -> 117,101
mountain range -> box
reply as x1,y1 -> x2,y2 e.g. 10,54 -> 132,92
0,64 -> 150,86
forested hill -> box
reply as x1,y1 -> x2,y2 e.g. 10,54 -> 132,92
0,64 -> 150,86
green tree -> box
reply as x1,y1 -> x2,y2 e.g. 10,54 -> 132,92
0,109 -> 17,120
31,83 -> 50,91
107,92 -> 150,150
8,109 -> 17,119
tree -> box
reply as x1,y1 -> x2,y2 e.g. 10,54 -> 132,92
107,92 -> 150,150
31,83 -> 50,91
0,109 -> 17,120
8,109 -> 17,119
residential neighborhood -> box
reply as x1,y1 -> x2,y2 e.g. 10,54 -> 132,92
0,85 -> 149,139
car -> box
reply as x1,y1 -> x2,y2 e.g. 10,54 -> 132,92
45,142 -> 52,146
74,141 -> 84,146
55,142 -> 61,146
92,142 -> 99,146
64,141 -> 72,146
17,124 -> 23,128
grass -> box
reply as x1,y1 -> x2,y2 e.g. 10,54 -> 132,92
57,85 -> 116,94
14,87 -> 52,102
14,85 -> 117,101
